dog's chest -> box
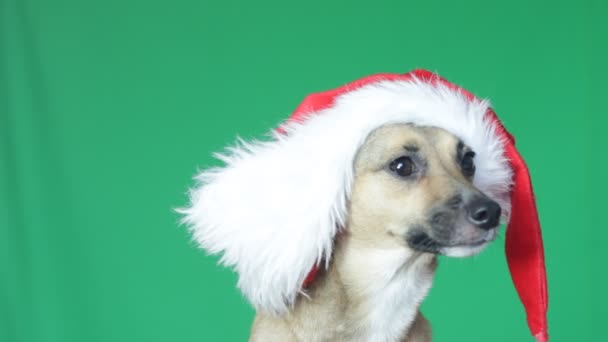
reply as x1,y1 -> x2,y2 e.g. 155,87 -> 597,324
350,251 -> 436,341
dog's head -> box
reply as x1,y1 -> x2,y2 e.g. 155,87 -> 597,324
179,75 -> 513,314
350,124 -> 501,258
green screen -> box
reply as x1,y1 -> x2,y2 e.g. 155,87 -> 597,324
2,0 -> 606,341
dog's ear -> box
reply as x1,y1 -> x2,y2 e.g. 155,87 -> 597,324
179,118 -> 357,314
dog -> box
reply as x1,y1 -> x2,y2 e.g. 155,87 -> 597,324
180,70 -> 548,341
248,124 -> 501,341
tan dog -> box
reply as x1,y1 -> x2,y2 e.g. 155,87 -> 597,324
249,124 -> 501,341
178,73 -> 540,341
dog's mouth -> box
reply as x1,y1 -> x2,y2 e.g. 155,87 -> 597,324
406,232 -> 442,253
407,230 -> 496,255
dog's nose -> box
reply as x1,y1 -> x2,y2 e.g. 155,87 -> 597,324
466,197 -> 501,230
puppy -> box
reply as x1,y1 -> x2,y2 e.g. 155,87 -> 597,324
248,124 -> 501,342
177,71 -> 544,342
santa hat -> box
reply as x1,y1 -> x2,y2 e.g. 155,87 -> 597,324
180,69 -> 548,341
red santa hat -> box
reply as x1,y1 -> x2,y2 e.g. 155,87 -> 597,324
181,69 -> 548,341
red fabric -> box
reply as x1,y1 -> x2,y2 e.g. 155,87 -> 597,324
287,70 -> 548,340
302,265 -> 319,288
504,139 -> 549,341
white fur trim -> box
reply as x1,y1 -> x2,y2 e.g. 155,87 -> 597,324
179,77 -> 513,314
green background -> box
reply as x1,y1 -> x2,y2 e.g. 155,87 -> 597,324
1,0 -> 606,341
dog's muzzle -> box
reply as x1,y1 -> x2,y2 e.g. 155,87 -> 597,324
406,195 -> 502,255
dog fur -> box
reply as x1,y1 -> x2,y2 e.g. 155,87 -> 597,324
179,77 -> 513,341
248,124 -> 500,341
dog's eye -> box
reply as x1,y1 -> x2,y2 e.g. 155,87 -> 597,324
389,156 -> 415,177
461,151 -> 476,177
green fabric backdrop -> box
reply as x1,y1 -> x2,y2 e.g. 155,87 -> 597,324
2,0 -> 607,341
